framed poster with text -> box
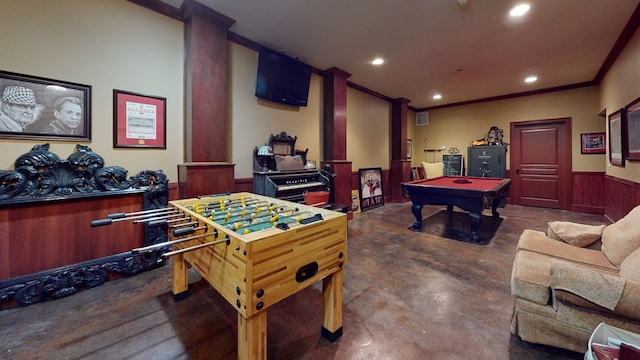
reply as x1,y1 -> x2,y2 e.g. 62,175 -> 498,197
113,89 -> 166,148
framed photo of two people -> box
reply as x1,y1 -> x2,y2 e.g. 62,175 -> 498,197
0,70 -> 91,141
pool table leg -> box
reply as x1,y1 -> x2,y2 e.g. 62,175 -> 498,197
410,204 -> 423,231
469,211 -> 482,243
491,196 -> 501,218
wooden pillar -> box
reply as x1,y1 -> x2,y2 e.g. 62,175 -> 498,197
322,67 -> 352,214
179,1 -> 236,196
390,98 -> 412,202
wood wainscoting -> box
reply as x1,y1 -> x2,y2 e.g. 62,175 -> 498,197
604,175 -> 640,223
571,171 -> 605,214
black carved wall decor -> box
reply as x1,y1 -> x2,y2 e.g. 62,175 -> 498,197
0,144 -> 169,308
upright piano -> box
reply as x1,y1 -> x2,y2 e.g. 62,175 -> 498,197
253,168 -> 331,203
252,131 -> 332,203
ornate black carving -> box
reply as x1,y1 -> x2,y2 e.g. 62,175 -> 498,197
0,252 -> 165,307
0,143 -> 169,203
0,144 -> 170,308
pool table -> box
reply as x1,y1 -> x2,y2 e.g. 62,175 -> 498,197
401,176 -> 511,243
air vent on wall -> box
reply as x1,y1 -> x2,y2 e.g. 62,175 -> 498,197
416,111 -> 429,126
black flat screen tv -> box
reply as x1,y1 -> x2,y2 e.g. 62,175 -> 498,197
255,49 -> 312,107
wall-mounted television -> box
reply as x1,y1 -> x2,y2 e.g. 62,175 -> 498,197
255,49 -> 312,107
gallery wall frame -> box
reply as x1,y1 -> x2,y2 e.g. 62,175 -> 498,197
624,96 -> 640,161
113,89 -> 166,149
608,108 -> 625,166
580,132 -> 606,154
358,167 -> 384,212
0,70 -> 91,141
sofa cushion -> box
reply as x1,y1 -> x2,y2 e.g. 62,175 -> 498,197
549,262 -> 625,311
516,230 -> 618,271
547,221 -> 605,247
620,247 -> 640,282
511,229 -> 619,306
601,205 -> 640,266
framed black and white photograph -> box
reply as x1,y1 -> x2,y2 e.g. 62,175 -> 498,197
358,167 -> 384,211
624,96 -> 640,161
406,138 -> 412,159
608,109 -> 625,166
0,70 -> 91,141
580,132 -> 605,154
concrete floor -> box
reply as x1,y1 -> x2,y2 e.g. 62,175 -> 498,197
0,202 -> 603,359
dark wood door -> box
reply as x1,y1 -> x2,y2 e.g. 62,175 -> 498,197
510,118 -> 572,209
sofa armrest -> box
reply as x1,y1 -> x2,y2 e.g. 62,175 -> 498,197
549,262 -> 625,311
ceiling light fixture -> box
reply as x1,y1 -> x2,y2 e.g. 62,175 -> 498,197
525,76 -> 538,83
371,58 -> 384,65
510,3 -> 530,17
433,94 -> 442,100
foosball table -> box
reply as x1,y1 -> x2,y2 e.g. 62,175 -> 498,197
93,192 -> 348,359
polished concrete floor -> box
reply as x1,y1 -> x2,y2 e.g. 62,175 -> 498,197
0,202 -> 605,359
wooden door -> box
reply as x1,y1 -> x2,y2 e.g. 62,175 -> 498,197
510,118 -> 572,209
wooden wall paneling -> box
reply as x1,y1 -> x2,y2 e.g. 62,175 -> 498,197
234,177 -> 254,193
1,195 -> 144,280
178,163 -> 236,198
571,172 -> 605,214
604,175 -> 640,222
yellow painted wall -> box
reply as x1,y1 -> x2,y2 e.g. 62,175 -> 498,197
229,43 -> 323,179
346,88 -> 391,171
600,26 -> 640,182
0,0 -> 184,181
409,86 -> 605,173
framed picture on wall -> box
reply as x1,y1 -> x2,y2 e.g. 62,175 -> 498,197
580,132 -> 605,154
113,89 -> 166,148
608,109 -> 625,166
358,167 -> 384,211
0,70 -> 91,141
406,139 -> 412,159
624,96 -> 640,161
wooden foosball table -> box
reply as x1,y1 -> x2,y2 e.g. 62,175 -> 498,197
162,192 -> 347,359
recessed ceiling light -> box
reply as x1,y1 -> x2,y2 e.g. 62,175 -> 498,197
371,58 -> 384,65
510,3 -> 530,17
433,94 -> 442,100
525,76 -> 538,83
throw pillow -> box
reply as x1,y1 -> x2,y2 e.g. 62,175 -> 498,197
421,161 -> 444,180
619,247 -> 640,282
547,221 -> 605,247
601,204 -> 640,267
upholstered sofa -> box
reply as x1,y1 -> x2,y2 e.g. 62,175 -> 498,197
510,205 -> 640,353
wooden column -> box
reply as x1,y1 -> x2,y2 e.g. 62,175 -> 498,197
179,1 -> 236,196
390,98 -> 412,202
322,67 -> 352,215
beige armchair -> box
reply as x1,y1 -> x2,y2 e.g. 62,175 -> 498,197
510,205 -> 640,352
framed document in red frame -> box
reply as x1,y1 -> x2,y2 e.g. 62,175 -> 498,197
113,89 -> 166,148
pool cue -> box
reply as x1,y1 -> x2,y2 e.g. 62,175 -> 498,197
131,231 -> 217,254
162,238 -> 228,258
